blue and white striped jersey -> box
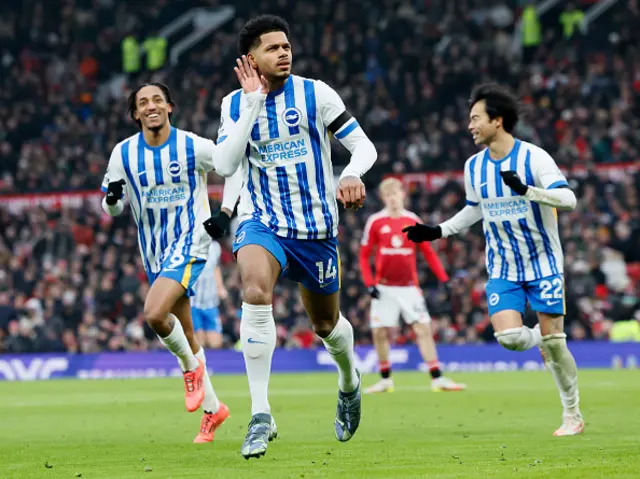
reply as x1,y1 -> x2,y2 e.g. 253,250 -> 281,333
218,75 -> 361,240
191,241 -> 222,310
101,127 -> 214,274
465,139 -> 568,282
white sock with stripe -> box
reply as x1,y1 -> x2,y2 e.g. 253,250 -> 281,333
542,333 -> 581,415
321,314 -> 359,393
157,314 -> 199,372
241,303 -> 276,416
195,348 -> 221,414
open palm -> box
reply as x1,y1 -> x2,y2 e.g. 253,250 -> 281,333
234,55 -> 268,94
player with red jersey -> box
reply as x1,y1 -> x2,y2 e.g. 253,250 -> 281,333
359,178 -> 466,393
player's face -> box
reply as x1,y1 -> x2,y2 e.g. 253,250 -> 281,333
134,85 -> 173,131
250,31 -> 292,80
380,187 -> 405,211
468,100 -> 498,146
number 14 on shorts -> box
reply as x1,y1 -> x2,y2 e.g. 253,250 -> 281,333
316,258 -> 337,284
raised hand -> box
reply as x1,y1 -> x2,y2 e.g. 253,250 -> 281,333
234,55 -> 268,94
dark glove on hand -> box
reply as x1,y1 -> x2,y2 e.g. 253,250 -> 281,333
368,286 -> 380,299
402,223 -> 442,243
500,170 -> 528,195
203,211 -> 231,239
106,180 -> 125,205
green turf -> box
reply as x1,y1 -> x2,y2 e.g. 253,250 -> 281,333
1,370 -> 639,479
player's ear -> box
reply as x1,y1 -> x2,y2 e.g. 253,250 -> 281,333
166,103 -> 173,115
247,52 -> 258,70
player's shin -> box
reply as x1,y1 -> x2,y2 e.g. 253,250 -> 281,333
542,333 -> 581,415
320,314 -> 359,393
195,348 -> 221,414
372,328 -> 391,379
158,314 -> 199,372
241,303 -> 276,415
413,323 -> 442,379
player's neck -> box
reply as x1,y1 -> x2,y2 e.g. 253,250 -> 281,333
142,125 -> 171,147
488,133 -> 515,160
387,208 -> 403,218
267,76 -> 287,93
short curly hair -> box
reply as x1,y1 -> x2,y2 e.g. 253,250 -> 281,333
237,15 -> 290,55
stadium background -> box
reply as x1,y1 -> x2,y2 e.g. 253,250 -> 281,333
1,0 -> 639,357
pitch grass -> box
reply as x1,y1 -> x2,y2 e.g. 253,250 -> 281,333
1,370 -> 639,479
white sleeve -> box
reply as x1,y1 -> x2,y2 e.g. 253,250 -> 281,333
464,159 -> 480,206
315,80 -> 377,179
221,166 -> 244,212
212,91 -> 266,177
210,241 -> 222,265
439,205 -> 484,238
100,145 -> 127,216
533,148 -> 569,190
192,134 -> 217,173
101,146 -> 127,193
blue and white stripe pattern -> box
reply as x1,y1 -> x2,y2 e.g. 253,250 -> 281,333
191,241 -> 222,309
102,127 -> 212,274
465,139 -> 567,281
223,75 -> 349,240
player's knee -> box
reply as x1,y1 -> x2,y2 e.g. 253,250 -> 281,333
494,327 -> 531,351
143,304 -> 169,330
313,320 -> 336,338
241,284 -> 272,305
412,322 -> 431,338
372,327 -> 388,342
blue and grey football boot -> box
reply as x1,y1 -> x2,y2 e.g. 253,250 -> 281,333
240,413 -> 278,459
334,370 -> 361,442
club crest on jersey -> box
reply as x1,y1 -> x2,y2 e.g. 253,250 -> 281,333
380,225 -> 392,234
167,161 -> 182,178
391,234 -> 404,248
282,107 -> 302,127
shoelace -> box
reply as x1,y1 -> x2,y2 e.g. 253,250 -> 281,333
245,422 -> 269,444
184,372 -> 196,393
339,394 -> 359,422
200,415 -> 215,433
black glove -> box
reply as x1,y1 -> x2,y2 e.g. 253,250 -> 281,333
500,170 -> 528,195
203,211 -> 231,239
402,223 -> 442,243
106,180 -> 125,205
368,286 -> 380,299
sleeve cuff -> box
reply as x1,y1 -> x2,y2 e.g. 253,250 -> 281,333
546,180 -> 569,190
101,185 -> 108,193
466,200 -> 479,206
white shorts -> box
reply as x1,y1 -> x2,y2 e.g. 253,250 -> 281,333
369,285 -> 431,329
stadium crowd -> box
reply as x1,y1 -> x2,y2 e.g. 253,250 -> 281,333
1,0 -> 639,353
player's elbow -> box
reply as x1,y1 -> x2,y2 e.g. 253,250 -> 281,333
214,162 -> 238,178
560,190 -> 577,211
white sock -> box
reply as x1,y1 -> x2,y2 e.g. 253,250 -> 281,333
241,303 -> 276,416
195,348 -> 220,414
158,314 -> 199,372
321,314 -> 359,393
494,326 -> 541,351
542,333 -> 581,415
